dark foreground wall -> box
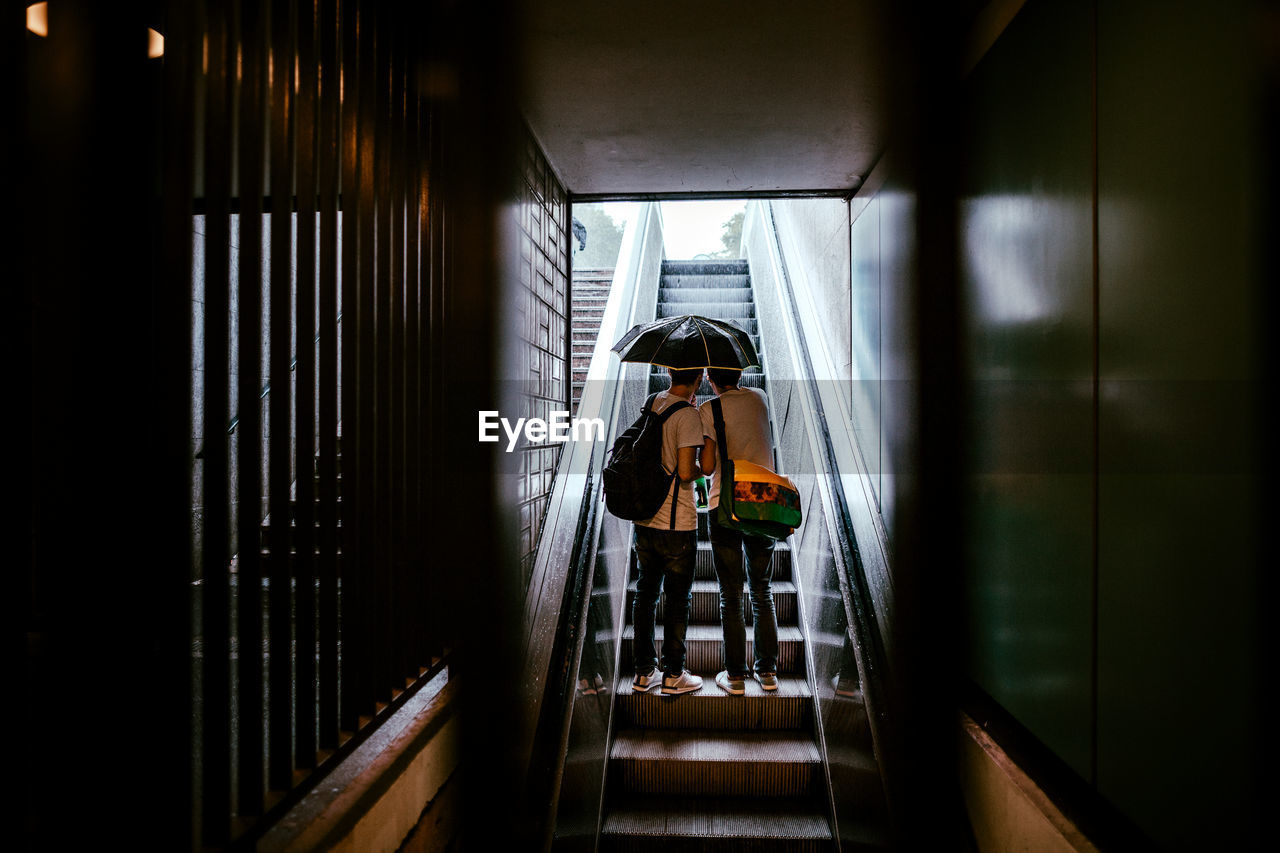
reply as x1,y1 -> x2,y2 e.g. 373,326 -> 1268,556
851,0 -> 1265,847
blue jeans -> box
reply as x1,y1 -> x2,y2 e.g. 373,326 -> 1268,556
710,518 -> 778,678
632,526 -> 697,677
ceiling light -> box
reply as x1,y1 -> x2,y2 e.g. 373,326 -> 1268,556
27,2 -> 48,37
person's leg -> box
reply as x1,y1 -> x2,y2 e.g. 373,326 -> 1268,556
710,519 -> 748,678
658,529 -> 696,677
743,532 -> 778,677
631,527 -> 663,680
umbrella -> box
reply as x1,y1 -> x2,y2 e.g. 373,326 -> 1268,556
610,314 -> 760,370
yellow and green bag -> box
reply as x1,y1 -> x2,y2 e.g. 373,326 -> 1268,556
709,398 -> 801,540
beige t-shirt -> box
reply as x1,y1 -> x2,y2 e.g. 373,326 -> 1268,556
636,391 -> 704,532
698,387 -> 774,509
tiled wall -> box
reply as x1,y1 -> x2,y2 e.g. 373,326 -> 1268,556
512,125 -> 571,583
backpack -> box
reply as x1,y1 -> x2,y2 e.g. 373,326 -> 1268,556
602,392 -> 692,524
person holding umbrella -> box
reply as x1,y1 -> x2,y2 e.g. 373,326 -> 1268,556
625,365 -> 707,696
611,316 -> 762,697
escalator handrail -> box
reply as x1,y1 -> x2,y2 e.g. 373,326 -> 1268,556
514,203 -> 656,805
752,199 -> 897,824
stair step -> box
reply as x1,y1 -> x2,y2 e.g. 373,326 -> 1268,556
630,542 -> 792,582
656,302 -> 755,319
615,674 -> 811,729
626,579 -> 797,624
621,625 -> 805,675
601,796 -> 832,851
662,259 -> 748,271
658,287 -> 761,303
659,275 -> 752,291
610,729 -> 821,797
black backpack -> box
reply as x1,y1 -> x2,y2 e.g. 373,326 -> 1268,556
602,392 -> 691,524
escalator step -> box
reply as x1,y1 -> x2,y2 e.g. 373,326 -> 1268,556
660,273 -> 751,288
661,260 -> 749,273
659,287 -> 758,302
630,542 -> 792,582
610,729 -> 821,797
656,302 -> 756,319
626,579 -> 798,625
621,625 -> 805,675
615,674 -> 811,730
601,796 -> 832,852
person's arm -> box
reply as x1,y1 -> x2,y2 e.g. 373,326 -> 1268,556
699,436 -> 716,475
676,445 -> 698,482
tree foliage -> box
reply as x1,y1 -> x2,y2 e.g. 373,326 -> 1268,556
712,211 -> 744,258
572,204 -> 625,269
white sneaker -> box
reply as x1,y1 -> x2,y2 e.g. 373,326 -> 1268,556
716,670 -> 745,695
632,667 -> 661,693
661,670 -> 704,695
753,671 -> 779,691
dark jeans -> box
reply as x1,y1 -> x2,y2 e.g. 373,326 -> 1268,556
710,517 -> 778,678
632,525 -> 697,677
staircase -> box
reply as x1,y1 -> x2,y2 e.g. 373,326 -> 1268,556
571,267 -> 615,414
602,260 -> 832,851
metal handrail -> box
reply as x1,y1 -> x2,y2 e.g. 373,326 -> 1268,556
195,312 -> 342,458
515,202 -> 662,844
749,198 -> 895,833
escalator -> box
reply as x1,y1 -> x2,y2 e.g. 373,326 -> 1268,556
529,202 -> 893,852
602,260 -> 828,850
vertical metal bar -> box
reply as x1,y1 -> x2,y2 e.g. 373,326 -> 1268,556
356,0 -> 380,713
415,98 -> 433,668
268,0 -> 298,793
388,6 -> 410,687
237,0 -> 268,816
9,0 -> 34,835
426,100 -> 447,662
338,0 -> 366,732
403,31 -> 424,675
161,0 -> 198,840
317,0 -> 341,749
373,0 -> 394,701
394,9 -> 414,681
295,0 -> 320,770
201,0 -> 234,841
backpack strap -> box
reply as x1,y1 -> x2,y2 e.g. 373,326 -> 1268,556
711,397 -> 729,471
641,391 -> 659,416
711,397 -> 732,522
653,398 -> 691,422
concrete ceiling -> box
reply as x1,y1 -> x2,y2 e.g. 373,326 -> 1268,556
516,2 -> 892,198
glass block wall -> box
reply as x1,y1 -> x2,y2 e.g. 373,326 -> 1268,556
512,123 -> 571,584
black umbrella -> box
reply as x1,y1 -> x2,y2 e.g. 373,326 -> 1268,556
610,314 -> 760,370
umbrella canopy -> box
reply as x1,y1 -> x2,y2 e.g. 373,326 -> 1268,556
610,314 -> 760,370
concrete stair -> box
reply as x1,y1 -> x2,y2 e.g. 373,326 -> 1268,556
571,267 -> 615,413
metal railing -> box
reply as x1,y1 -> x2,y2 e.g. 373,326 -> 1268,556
745,198 -> 895,840
515,201 -> 666,845
188,1 -> 446,845
195,312 -> 342,458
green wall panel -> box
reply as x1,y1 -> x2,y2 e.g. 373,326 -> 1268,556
960,0 -> 1095,779
1097,0 -> 1261,847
